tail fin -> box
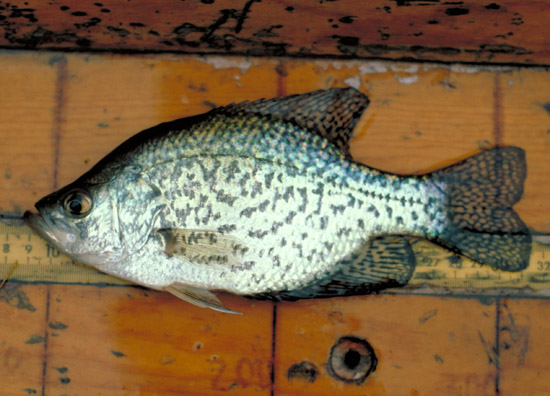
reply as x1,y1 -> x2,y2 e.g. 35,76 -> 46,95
434,147 -> 531,271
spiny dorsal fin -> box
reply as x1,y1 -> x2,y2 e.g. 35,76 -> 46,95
250,236 -> 415,301
166,283 -> 241,314
157,228 -> 248,268
219,88 -> 369,156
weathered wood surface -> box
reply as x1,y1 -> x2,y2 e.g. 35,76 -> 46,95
0,1 -> 550,65
0,51 -> 549,394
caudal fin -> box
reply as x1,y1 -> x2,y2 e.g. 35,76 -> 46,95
434,147 -> 531,271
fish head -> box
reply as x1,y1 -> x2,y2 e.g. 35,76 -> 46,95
24,180 -> 126,266
25,166 -> 166,269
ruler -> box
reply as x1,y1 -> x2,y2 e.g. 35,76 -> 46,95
1,222 -> 550,294
410,238 -> 550,293
0,222 -> 129,285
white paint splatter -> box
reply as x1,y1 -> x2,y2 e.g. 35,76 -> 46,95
358,62 -> 389,74
312,60 -> 391,74
343,75 -> 361,89
203,56 -> 252,74
233,74 -> 243,87
395,74 -> 419,85
330,61 -> 344,70
390,63 -> 419,74
449,64 -> 483,74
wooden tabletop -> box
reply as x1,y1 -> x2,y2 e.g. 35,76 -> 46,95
1,51 -> 549,395
1,1 -> 550,65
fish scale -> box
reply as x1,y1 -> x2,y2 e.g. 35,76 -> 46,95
24,88 -> 531,313
134,115 -> 447,294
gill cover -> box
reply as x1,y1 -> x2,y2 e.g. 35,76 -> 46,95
117,168 -> 165,254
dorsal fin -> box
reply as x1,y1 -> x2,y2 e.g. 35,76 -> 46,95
218,88 -> 369,156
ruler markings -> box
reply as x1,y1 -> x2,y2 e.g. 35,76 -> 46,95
1,223 -> 550,293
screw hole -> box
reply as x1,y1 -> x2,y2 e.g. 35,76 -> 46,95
344,349 -> 361,369
327,335 -> 377,385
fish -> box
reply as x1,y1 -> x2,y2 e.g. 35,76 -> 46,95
24,88 -> 531,313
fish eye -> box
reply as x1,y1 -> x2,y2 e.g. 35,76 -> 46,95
63,189 -> 93,218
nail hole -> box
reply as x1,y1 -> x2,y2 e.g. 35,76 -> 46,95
327,335 -> 377,385
287,361 -> 319,383
344,349 -> 361,369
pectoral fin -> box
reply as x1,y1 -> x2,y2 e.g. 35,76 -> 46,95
157,228 -> 248,268
166,283 -> 241,314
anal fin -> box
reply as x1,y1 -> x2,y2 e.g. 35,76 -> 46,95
166,283 -> 241,314
252,236 -> 416,301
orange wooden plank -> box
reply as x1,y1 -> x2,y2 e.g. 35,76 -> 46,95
499,69 -> 550,232
0,284 -> 48,396
282,60 -> 496,173
57,54 -> 279,187
0,52 -> 57,212
498,298 -> 550,396
44,285 -> 273,395
0,1 -> 550,65
55,54 -> 168,187
274,295 -> 498,396
0,50 -> 549,396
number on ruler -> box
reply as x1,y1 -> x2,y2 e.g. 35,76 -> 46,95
46,244 -> 60,258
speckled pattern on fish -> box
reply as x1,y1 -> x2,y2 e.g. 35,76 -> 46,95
25,88 -> 531,313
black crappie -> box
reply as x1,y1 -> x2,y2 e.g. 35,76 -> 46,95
25,88 -> 530,313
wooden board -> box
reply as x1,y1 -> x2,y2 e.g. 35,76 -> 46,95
0,51 -> 550,394
1,1 -> 550,65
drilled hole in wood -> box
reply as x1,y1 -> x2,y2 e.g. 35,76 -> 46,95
344,348 -> 361,369
327,335 -> 377,385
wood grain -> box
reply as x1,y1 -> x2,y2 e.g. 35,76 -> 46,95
274,295 -> 498,396
0,284 -> 48,396
44,286 -> 272,395
0,1 -> 550,65
499,299 -> 550,396
281,61 -> 496,173
499,70 -> 550,232
0,52 -> 57,212
0,51 -> 549,394
57,55 -> 281,187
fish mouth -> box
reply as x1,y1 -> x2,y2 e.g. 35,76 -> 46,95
24,211 -> 86,264
24,211 -> 60,246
